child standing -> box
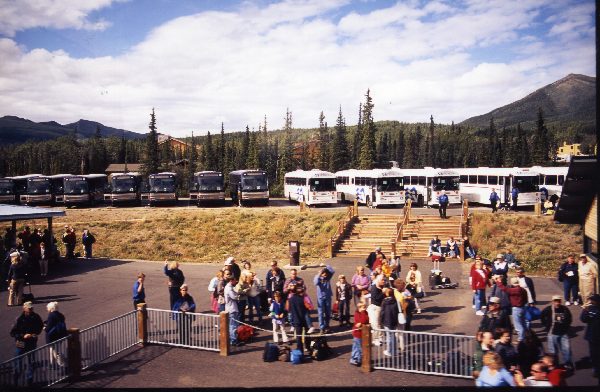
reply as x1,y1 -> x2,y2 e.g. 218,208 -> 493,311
350,301 -> 369,366
269,291 -> 289,344
406,263 -> 424,314
336,275 -> 352,326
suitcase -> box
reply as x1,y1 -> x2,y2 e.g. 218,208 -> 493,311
263,342 -> 279,362
22,282 -> 35,302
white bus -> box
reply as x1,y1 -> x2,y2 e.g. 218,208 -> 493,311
453,167 -> 540,207
284,169 -> 337,206
401,167 -> 460,207
143,172 -> 178,206
335,169 -> 405,208
63,174 -> 107,207
189,171 -> 225,206
229,169 -> 269,206
529,166 -> 568,201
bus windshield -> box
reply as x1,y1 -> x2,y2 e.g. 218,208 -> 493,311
112,178 -> 136,193
377,177 -> 403,192
149,177 -> 176,193
433,176 -> 460,191
197,177 -> 223,191
514,176 -> 539,192
309,178 -> 335,192
65,180 -> 89,194
28,179 -> 51,194
0,181 -> 14,194
242,175 -> 268,191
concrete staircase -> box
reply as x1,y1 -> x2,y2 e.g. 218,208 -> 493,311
396,215 -> 462,258
335,215 -> 398,258
335,214 -> 462,259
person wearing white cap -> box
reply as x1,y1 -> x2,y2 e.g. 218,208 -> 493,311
225,256 -> 241,281
541,295 -> 573,369
437,190 -> 449,219
7,252 -> 26,306
496,276 -> 528,342
10,301 -> 44,385
479,296 -> 511,334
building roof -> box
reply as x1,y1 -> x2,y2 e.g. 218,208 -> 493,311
105,163 -> 144,173
554,155 -> 598,224
157,134 -> 189,146
0,204 -> 65,222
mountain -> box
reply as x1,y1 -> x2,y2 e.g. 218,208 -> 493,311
460,74 -> 596,130
0,116 -> 145,145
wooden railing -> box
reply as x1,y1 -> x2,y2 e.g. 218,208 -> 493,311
391,199 -> 412,256
328,202 -> 359,257
459,199 -> 469,259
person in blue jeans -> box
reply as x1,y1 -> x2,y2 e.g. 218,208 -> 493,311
224,277 -> 242,346
489,188 -> 500,213
350,301 -> 369,366
10,301 -> 44,386
558,254 -> 579,305
313,264 -> 335,333
511,186 -> 519,211
437,190 -> 449,219
541,296 -> 573,368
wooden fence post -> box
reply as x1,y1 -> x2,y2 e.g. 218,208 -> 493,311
137,303 -> 148,346
327,239 -> 333,258
67,328 -> 82,380
219,311 -> 230,356
361,324 -> 373,373
390,240 -> 396,256
353,199 -> 359,217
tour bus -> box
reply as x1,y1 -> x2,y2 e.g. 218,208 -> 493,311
11,174 -> 42,204
284,169 -> 337,206
229,169 -> 269,206
63,174 -> 108,207
334,168 -> 405,208
453,167 -> 540,207
49,174 -> 74,204
104,172 -> 144,206
529,166 -> 568,201
189,171 -> 225,206
20,175 -> 55,206
401,167 -> 461,207
142,172 -> 178,206
0,178 -> 18,204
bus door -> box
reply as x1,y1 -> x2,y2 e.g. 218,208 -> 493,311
426,178 -> 432,205
504,176 -> 511,204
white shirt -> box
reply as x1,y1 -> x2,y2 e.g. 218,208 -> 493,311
224,282 -> 239,313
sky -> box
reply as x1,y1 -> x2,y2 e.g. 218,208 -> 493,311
0,0 -> 595,137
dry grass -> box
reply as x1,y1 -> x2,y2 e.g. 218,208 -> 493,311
4,207 -> 345,266
469,212 -> 583,276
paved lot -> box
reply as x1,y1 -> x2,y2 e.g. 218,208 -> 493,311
0,255 -> 595,387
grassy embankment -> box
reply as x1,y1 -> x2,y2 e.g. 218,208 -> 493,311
468,212 -> 583,276
12,208 -> 345,265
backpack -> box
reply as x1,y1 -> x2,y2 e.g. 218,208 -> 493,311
308,336 -> 332,361
237,325 -> 254,343
291,349 -> 303,364
263,342 -> 279,362
278,345 -> 291,362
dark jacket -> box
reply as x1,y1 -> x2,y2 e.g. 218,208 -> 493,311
10,311 -> 44,351
489,284 -> 511,313
366,251 -> 386,270
558,262 -> 578,283
45,310 -> 67,343
132,280 -> 145,302
370,285 -> 384,307
580,303 -> 600,343
229,263 -> 241,281
489,191 -> 499,202
479,309 -> 512,333
164,265 -> 185,288
381,296 -> 399,329
494,341 -> 518,369
497,282 -> 527,307
336,282 -> 352,302
172,294 -> 196,313
265,268 -> 285,298
7,260 -> 27,281
438,194 -> 449,205
519,276 -> 537,304
287,294 -> 308,328
82,233 -> 96,246
541,304 -> 572,336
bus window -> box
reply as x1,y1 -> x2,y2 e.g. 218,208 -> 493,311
404,177 -> 410,185
418,177 -> 425,186
514,176 -> 539,192
460,175 -> 468,183
309,178 -> 335,192
558,175 -> 564,185
488,176 -> 498,185
468,175 -> 477,184
351,178 -> 354,185
499,177 -> 504,185
545,175 -> 557,186
477,175 -> 487,184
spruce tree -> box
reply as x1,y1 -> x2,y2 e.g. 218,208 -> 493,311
427,115 -> 435,166
218,122 -> 225,172
516,123 -> 531,166
531,107 -> 550,164
142,108 -> 160,176
396,128 -> 405,167
352,103 -> 362,167
329,106 -> 349,172
246,131 -> 260,169
358,89 -> 376,169
204,131 -> 217,171
317,111 -> 329,170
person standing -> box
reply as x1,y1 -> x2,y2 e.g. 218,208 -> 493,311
579,254 -> 598,305
313,264 -> 335,333
269,291 -> 289,344
498,276 -> 528,342
479,296 -> 512,334
489,188 -> 500,213
580,293 -> 600,380
335,274 -> 352,326
511,186 -> 519,211
515,267 -> 537,330
491,254 -> 509,285
381,287 -> 399,357
224,276 -> 242,346
164,260 -> 185,310
62,226 -> 76,259
351,266 -> 371,308
541,295 -> 573,369
44,301 -> 68,367
470,259 -> 490,316
350,300 -> 368,366
172,284 -> 196,346
7,252 -> 27,306
225,256 -> 241,281
405,263 -> 424,314
286,285 -> 309,353
39,242 -> 48,278
265,261 -> 285,302
81,229 -> 96,259
437,190 -> 449,219
133,273 -> 146,310
10,301 -> 44,386
558,254 -> 579,305
365,246 -> 385,271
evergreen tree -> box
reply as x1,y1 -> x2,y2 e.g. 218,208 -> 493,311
218,122 -> 226,173
352,103 -> 362,167
189,132 -> 198,172
277,109 -> 295,191
204,131 -> 217,171
358,89 -> 377,169
239,125 -> 250,168
516,123 -> 531,166
160,136 -> 173,169
487,117 -> 498,166
142,108 -> 160,176
317,111 -> 329,170
395,128 -> 405,167
329,106 -> 349,172
427,115 -> 435,166
247,130 -> 260,169
531,107 -> 550,164
118,132 -> 126,163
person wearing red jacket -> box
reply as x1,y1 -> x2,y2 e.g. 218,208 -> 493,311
470,259 -> 491,316
350,301 -> 369,366
496,276 -> 528,342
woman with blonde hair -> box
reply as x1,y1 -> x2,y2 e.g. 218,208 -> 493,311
406,263 -> 424,314
7,252 -> 26,306
475,351 -> 516,387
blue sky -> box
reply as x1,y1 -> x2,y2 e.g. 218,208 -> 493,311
0,0 -> 595,136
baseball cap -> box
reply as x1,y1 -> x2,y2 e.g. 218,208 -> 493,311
225,256 -> 235,265
552,295 -> 562,301
496,254 -> 504,259
23,301 -> 33,309
489,297 -> 500,304
375,246 -> 382,251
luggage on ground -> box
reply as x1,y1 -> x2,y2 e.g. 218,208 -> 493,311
22,281 -> 35,302
263,342 -> 279,362
278,345 -> 291,362
291,349 -> 303,364
237,325 -> 254,343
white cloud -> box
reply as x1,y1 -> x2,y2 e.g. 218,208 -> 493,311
0,0 -> 595,136
0,0 -> 117,37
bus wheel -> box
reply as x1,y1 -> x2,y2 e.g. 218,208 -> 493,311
417,195 -> 424,207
